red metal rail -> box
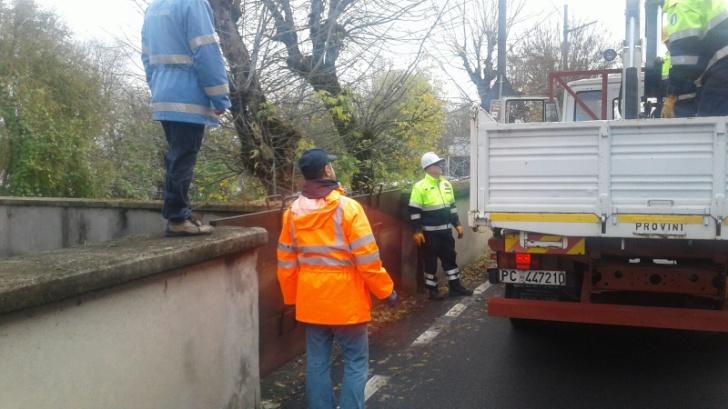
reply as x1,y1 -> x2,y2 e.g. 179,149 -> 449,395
548,69 -> 622,120
489,298 -> 728,333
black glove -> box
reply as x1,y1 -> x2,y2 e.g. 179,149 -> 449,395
386,290 -> 398,308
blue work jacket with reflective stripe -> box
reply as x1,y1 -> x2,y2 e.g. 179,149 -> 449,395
141,0 -> 231,127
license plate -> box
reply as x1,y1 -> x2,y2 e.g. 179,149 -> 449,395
498,269 -> 566,286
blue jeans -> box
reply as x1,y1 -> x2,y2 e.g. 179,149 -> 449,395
161,121 -> 204,221
305,323 -> 369,409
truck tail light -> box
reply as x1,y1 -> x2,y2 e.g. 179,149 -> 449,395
497,252 -> 542,270
515,253 -> 531,269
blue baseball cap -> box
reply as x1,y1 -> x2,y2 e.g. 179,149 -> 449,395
298,148 -> 337,180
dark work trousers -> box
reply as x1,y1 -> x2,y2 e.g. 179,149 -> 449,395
698,58 -> 728,117
161,121 -> 205,222
675,98 -> 697,118
422,229 -> 460,289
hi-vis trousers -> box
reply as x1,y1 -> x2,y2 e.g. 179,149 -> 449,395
422,229 -> 460,289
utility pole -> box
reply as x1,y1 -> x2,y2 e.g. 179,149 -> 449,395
561,5 -> 568,70
645,0 -> 661,65
497,0 -> 506,99
624,0 -> 642,119
561,4 -> 597,71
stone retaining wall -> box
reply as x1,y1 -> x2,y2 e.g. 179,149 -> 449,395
0,227 -> 266,409
0,197 -> 262,257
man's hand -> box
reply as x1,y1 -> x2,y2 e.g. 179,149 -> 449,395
455,225 -> 465,239
386,290 -> 398,308
661,95 -> 676,118
412,232 -> 425,246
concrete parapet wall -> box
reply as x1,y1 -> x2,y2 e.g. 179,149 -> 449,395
453,186 -> 491,271
0,197 -> 262,257
0,227 -> 266,409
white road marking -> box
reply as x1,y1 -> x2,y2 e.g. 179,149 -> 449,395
411,327 -> 442,346
410,280 -> 490,347
364,375 -> 390,401
445,303 -> 467,317
368,280 -> 491,400
474,281 -> 491,295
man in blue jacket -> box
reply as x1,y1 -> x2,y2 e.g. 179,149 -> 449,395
141,0 -> 231,236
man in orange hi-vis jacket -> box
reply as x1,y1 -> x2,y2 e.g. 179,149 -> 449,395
277,148 -> 396,409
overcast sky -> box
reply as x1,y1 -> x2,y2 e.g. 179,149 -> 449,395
34,0 -> 636,102
34,0 -> 629,42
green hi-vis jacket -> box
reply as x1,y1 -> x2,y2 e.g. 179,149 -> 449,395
663,0 -> 728,93
408,173 -> 460,233
663,51 -> 672,80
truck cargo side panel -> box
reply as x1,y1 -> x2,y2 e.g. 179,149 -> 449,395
471,114 -> 728,240
610,123 -> 715,213
488,126 -> 600,210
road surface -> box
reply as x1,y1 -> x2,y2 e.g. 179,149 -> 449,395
262,282 -> 728,408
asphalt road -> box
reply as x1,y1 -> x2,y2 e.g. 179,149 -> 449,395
263,283 -> 728,409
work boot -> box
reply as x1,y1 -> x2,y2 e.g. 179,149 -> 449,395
448,279 -> 473,297
165,218 -> 214,237
428,288 -> 446,300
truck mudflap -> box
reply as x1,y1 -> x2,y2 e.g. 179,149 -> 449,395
488,298 -> 728,333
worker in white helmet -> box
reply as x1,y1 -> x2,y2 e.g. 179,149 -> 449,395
408,152 -> 473,299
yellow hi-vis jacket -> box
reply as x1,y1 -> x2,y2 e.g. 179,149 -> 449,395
277,187 -> 394,325
663,0 -> 728,91
408,173 -> 460,232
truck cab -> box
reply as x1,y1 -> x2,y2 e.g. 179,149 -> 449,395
487,75 -> 627,124
486,97 -> 558,124
561,75 -> 624,121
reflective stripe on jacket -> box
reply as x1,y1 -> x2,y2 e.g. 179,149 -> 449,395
662,51 -> 698,100
408,173 -> 460,232
663,0 -> 728,91
141,0 -> 231,127
277,187 -> 394,325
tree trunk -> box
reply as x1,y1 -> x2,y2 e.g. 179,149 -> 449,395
209,0 -> 302,195
262,0 -> 377,193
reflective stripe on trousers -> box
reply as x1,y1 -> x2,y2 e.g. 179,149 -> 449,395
422,223 -> 453,231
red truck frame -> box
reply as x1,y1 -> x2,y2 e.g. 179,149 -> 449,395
487,234 -> 728,332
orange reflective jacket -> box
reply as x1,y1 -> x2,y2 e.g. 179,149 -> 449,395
277,187 -> 394,325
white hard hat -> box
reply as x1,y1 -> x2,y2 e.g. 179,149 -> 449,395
420,152 -> 444,169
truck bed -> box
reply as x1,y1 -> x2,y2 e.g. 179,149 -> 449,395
469,108 -> 728,240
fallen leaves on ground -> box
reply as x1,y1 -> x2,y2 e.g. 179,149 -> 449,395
369,255 -> 492,332
460,254 -> 493,289
369,292 -> 427,333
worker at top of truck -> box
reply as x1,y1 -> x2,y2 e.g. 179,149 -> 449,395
662,0 -> 728,117
661,51 -> 697,117
408,152 -> 472,300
